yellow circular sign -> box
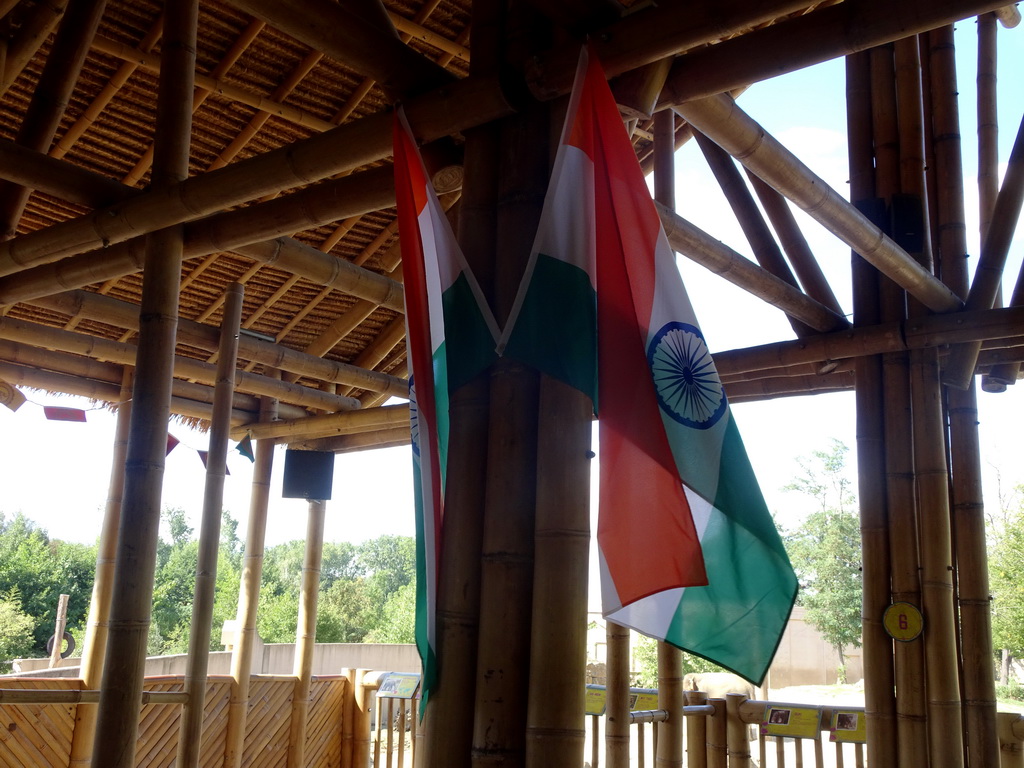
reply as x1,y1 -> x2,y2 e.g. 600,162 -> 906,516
883,602 -> 923,642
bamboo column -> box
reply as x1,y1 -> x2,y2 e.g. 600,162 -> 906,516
652,108 -> 684,768
225,393 -> 278,768
90,1 -> 197,765
726,694 -> 751,768
176,283 -> 244,768
846,49 -> 897,768
67,369 -> 131,767
685,691 -> 709,768
421,4 -> 498,753
287,499 -> 327,768
873,40 -> 929,767
928,23 -> 999,768
605,622 -> 631,768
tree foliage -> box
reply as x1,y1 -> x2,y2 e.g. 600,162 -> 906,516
989,486 -> 1024,664
781,440 -> 863,669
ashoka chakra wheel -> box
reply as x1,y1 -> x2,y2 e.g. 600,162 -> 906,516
647,321 -> 727,430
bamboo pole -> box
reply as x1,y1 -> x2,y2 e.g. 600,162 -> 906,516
67,368 -> 131,767
995,4 -> 1022,26
977,13 -> 999,245
871,40 -> 930,768
707,699 -> 727,768
294,426 -> 411,454
692,129 -> 813,337
238,404 -> 409,442
524,374 -> 592,768
0,137 -> 134,208
745,172 -> 846,316
605,623 -> 631,768
30,290 -> 408,397
656,203 -> 850,333
928,24 -> 999,767
225,395 -> 278,768
675,93 -> 963,314
726,694 -> 751,768
470,65 -> 545,767
0,0 -> 65,96
47,593 -> 70,668
847,49 -> 898,768
0,0 -> 107,240
655,0 -> 1017,107
176,284 -> 244,768
287,499 -> 327,768
422,11 -> 498,754
90,2 -> 197,764
353,669 -> 372,768
0,74 -> 511,276
685,691 -> 709,768
943,113 -> 1024,388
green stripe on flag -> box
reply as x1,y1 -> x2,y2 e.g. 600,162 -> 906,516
502,253 -> 598,405
441,273 -> 498,393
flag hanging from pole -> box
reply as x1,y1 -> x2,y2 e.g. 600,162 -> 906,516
393,107 -> 499,707
500,48 -> 797,683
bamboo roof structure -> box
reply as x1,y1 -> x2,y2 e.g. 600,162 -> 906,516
0,0 -> 1017,444
3,1 -> 1024,767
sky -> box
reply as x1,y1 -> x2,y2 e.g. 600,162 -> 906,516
1,21 -> 1022,557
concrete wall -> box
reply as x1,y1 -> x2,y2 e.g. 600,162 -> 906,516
768,606 -> 863,688
9,642 -> 420,679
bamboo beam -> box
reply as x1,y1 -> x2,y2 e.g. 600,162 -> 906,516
387,11 -> 470,61
675,93 -> 963,314
977,13 -> 999,246
994,4 -> 1022,26
712,306 -> 1024,376
294,426 -> 410,453
239,403 -> 409,441
224,0 -> 453,97
656,0 -> 1018,108
693,129 -> 814,337
288,499 -> 327,768
942,112 -> 1024,388
177,284 -> 243,768
225,396 -> 277,768
0,0 -> 65,95
0,74 -> 513,277
657,203 -> 850,332
724,370 -> 855,401
0,137 -> 134,208
90,1 -> 197,763
0,0 -> 108,240
525,0 -> 816,100
29,290 -> 409,396
0,315 -> 354,412
745,172 -> 846,316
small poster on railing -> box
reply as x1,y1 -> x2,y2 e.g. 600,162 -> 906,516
377,673 -> 420,699
585,685 -> 607,716
761,705 -> 822,739
829,710 -> 867,743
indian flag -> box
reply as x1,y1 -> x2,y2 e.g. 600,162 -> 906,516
501,48 -> 796,684
393,108 -> 499,707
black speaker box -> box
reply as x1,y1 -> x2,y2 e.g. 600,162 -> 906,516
282,449 -> 335,500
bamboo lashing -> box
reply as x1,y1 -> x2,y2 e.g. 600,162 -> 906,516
675,93 -> 963,314
656,0 -> 1018,108
90,2 -> 198,764
176,283 -> 244,768
942,112 -> 1024,388
928,23 -> 997,767
847,48 -> 897,768
225,395 -> 278,768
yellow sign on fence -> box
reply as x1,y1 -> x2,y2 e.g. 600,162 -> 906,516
761,706 -> 822,739
830,710 -> 867,743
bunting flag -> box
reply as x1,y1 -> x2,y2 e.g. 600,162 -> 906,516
166,433 -> 180,456
196,450 -> 230,476
235,434 -> 255,462
393,107 -> 499,708
500,47 -> 797,683
43,406 -> 87,422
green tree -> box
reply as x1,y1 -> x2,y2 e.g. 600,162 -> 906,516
366,582 -> 416,643
989,485 -> 1024,680
631,634 -> 723,689
781,440 -> 862,679
0,591 -> 35,671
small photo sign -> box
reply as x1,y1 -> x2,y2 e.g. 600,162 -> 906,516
830,710 -> 867,743
377,673 -> 420,699
761,705 -> 822,739
585,685 -> 607,716
630,691 -> 659,711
